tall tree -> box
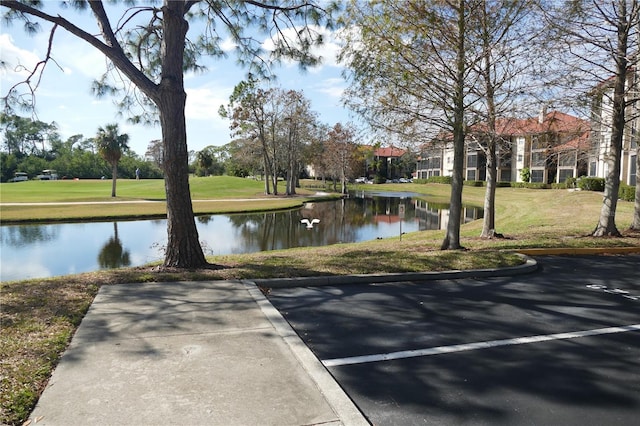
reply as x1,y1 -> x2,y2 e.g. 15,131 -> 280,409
469,0 -> 542,238
95,123 -> 129,197
280,89 -> 316,195
221,82 -> 316,195
1,0 -> 334,268
324,123 -> 357,194
145,139 -> 164,171
545,0 -> 640,236
340,0 -> 480,249
221,80 -> 276,195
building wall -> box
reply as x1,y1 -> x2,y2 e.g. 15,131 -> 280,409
589,83 -> 637,184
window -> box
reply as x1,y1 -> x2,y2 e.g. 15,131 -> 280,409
531,152 -> 547,167
500,170 -> 511,182
631,155 -> 637,186
531,136 -> 546,150
467,154 -> 477,167
558,169 -> 574,182
558,152 -> 575,167
466,170 -> 476,181
530,169 -> 544,182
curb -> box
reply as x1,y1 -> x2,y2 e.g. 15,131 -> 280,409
252,253 -> 538,289
243,280 -> 370,426
515,247 -> 640,256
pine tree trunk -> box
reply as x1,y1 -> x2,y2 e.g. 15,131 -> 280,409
158,2 -> 206,268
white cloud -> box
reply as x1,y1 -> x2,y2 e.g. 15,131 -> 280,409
220,37 -> 237,52
51,34 -> 108,79
0,33 -> 41,79
314,77 -> 345,99
185,83 -> 232,122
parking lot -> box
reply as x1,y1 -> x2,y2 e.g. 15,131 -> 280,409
267,255 -> 640,425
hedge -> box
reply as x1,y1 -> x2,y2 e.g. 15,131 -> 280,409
577,177 -> 605,192
619,183 -> 636,201
509,182 -> 551,189
414,175 -> 635,201
413,176 -> 453,184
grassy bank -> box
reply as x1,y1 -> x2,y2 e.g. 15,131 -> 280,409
1,181 -> 639,425
0,176 -> 334,222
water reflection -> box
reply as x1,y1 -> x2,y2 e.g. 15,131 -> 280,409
0,192 -> 482,281
97,223 -> 131,269
0,223 -> 59,247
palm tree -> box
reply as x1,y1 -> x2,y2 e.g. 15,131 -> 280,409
95,124 -> 129,197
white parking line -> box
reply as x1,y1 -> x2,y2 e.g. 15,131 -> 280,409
322,324 -> 640,367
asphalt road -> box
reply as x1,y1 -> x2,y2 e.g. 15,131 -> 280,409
267,255 -> 640,425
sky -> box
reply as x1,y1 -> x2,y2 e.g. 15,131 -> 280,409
0,2 -> 353,157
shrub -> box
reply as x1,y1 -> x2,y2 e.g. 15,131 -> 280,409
520,167 -> 530,183
373,175 -> 387,184
509,182 -> 550,189
464,180 -> 484,187
619,183 -> 636,201
423,176 -> 452,184
577,177 -> 605,192
565,177 -> 578,188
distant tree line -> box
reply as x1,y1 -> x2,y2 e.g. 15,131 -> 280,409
2,111 -> 399,191
0,113 -> 163,182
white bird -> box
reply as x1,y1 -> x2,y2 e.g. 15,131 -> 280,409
301,218 -> 320,229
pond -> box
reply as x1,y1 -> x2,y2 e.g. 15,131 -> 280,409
0,191 -> 482,281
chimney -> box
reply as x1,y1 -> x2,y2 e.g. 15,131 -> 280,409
538,105 -> 547,124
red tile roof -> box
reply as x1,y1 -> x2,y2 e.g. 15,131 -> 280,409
491,111 -> 590,136
375,146 -> 407,158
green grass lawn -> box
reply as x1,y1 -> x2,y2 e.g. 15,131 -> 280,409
1,180 -> 639,425
0,175 -> 276,202
0,176 -> 331,222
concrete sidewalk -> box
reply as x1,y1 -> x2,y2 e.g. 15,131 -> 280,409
28,280 -> 368,426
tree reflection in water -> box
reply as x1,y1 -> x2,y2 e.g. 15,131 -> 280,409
98,222 -> 131,269
1,192 -> 483,280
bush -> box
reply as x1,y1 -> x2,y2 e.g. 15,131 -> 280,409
464,180 -> 484,187
509,182 -> 551,189
619,183 -> 636,201
373,175 -> 387,184
565,177 -> 578,188
416,176 -> 452,184
577,177 -> 605,192
428,176 -> 452,184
